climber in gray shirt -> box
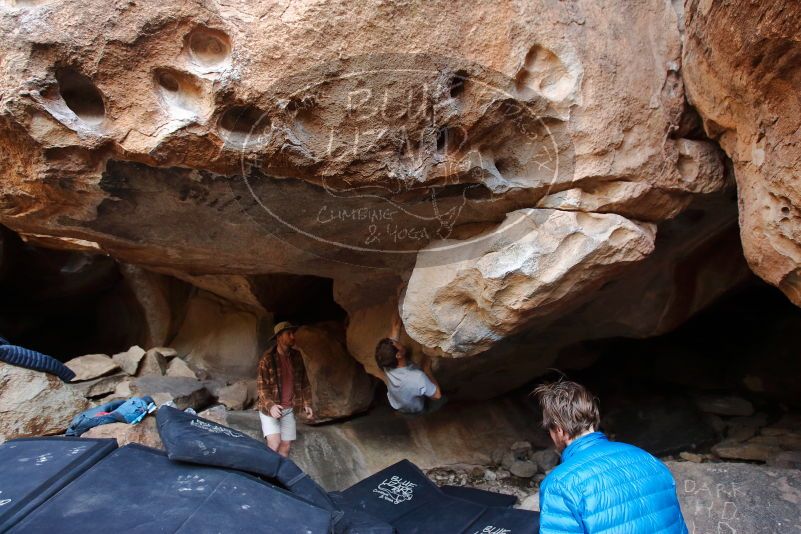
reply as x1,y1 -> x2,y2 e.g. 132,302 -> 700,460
374,307 -> 443,414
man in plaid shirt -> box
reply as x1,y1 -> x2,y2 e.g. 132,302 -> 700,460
257,321 -> 313,457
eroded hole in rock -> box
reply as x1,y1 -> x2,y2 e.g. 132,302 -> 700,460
218,105 -> 270,147
153,67 -> 210,120
54,68 -> 105,124
515,44 -> 573,101
185,26 -> 232,69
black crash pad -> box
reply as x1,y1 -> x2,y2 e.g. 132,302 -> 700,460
8,443 -> 334,534
0,437 -> 117,532
441,485 -> 518,508
156,406 -> 338,515
340,460 -> 539,534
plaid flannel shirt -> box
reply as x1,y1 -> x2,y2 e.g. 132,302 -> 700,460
257,345 -> 312,420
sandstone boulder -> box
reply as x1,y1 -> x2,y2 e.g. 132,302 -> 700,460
403,209 -> 656,357
295,323 -> 376,421
65,353 -> 119,381
0,361 -> 89,441
683,0 -> 801,306
72,372 -> 129,399
112,345 -> 147,376
0,0 -> 737,392
165,357 -> 197,379
82,417 -> 162,449
668,461 -> 801,533
198,404 -> 229,426
215,380 -> 255,411
138,349 -> 167,376
694,394 -> 754,417
130,375 -> 212,411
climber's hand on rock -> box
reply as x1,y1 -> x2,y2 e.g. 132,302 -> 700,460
270,404 -> 284,419
305,406 -> 314,419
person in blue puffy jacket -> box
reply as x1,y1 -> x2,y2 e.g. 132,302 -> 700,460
533,380 -> 687,534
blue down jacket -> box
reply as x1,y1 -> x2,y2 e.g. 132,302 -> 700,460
539,432 -> 687,533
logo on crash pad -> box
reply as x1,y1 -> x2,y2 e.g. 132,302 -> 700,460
373,475 -> 418,504
190,419 -> 244,439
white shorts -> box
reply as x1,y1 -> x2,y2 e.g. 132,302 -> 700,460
259,407 -> 297,442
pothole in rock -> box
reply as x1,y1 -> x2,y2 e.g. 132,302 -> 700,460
185,27 -> 232,71
53,68 -> 106,126
153,67 -> 211,121
218,105 -> 270,148
515,44 -> 574,102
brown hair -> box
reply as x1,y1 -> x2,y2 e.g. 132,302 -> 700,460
532,380 -> 600,438
375,338 -> 399,369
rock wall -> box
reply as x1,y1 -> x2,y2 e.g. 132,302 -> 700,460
683,0 -> 801,305
0,0 -> 794,403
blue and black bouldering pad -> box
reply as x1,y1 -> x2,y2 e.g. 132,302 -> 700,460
0,437 -> 117,532
441,485 -> 518,508
339,460 -> 539,534
8,443 -> 334,534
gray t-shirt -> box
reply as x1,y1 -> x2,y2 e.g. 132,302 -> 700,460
385,364 -> 438,413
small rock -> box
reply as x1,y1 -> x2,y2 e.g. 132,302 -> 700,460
518,492 -> 540,512
138,349 -> 167,376
495,469 -> 511,480
767,451 -> 801,470
490,446 -> 506,466
695,395 -> 754,417
198,404 -> 229,426
65,354 -> 120,382
679,451 -> 705,463
532,448 -> 560,472
151,347 -> 178,359
165,358 -> 197,379
82,417 -> 162,449
85,373 -> 129,398
501,451 -> 515,469
510,460 -> 538,478
511,440 -> 533,459
112,346 -> 146,375
484,469 -> 497,482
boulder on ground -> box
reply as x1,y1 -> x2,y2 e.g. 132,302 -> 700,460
198,405 -> 229,426
216,380 -> 256,411
151,347 -> 178,359
72,372 -> 129,399
165,357 -> 197,379
130,375 -> 212,411
532,449 -> 560,473
712,439 -> 781,463
82,417 -> 162,449
0,361 -> 89,441
112,346 -> 147,375
509,460 -> 537,479
694,395 -> 754,417
295,322 -> 376,422
668,461 -> 801,533
65,354 -> 120,381
138,349 -> 167,376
